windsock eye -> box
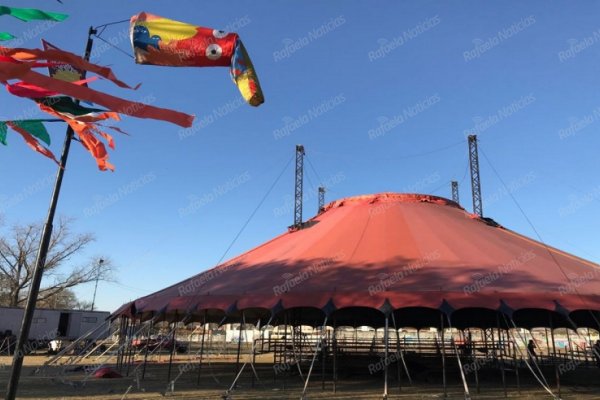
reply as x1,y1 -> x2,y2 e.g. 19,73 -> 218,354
206,43 -> 223,60
213,29 -> 228,39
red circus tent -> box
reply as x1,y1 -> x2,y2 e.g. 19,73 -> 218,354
114,193 -> 600,330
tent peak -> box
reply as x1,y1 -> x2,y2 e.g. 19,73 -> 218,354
321,192 -> 463,213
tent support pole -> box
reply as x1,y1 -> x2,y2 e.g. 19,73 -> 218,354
167,313 -> 178,383
252,319 -> 258,389
446,316 -> 470,399
440,314 -> 447,399
392,312 -> 412,386
125,318 -> 135,377
234,313 -> 244,386
120,317 -> 129,372
301,316 -> 328,400
544,327 -> 551,360
332,320 -> 337,394
496,316 -> 506,398
226,314 -> 272,397
197,312 -> 207,385
116,317 -> 124,371
565,327 -> 574,364
292,312 -> 305,382
283,314 -> 288,391
394,322 -> 402,393
142,320 -> 153,380
510,329 -> 520,395
549,317 -> 560,398
469,329 -> 479,395
383,315 -> 389,400
321,327 -> 326,390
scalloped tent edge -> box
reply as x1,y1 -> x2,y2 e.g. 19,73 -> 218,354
112,193 -> 600,331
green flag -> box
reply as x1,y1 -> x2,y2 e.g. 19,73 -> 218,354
39,97 -> 107,118
0,120 -> 52,146
11,120 -> 51,145
0,5 -> 68,22
0,122 -> 7,145
0,31 -> 15,41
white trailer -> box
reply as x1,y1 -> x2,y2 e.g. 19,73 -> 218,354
0,307 -> 110,342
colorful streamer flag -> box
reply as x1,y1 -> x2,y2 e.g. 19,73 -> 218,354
0,5 -> 68,22
0,45 -> 194,127
0,5 -> 68,41
0,119 -> 59,164
42,39 -> 84,82
1,41 -> 194,170
130,12 -> 264,106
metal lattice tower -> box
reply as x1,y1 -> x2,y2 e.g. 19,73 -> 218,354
318,186 -> 325,213
451,181 -> 459,204
468,135 -> 483,217
294,145 -> 305,228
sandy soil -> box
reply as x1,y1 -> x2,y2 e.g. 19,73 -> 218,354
2,355 -> 600,399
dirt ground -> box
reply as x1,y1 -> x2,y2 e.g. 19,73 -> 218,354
2,355 -> 600,399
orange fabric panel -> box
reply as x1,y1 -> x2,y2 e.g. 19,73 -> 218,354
0,59 -> 194,127
6,121 -> 59,165
1,45 -> 137,89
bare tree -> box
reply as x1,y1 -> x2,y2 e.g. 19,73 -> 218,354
36,288 -> 95,310
0,217 -> 112,308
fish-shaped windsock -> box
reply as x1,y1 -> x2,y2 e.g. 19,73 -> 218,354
130,12 -> 264,107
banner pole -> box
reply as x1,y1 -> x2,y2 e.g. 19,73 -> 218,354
4,26 -> 97,400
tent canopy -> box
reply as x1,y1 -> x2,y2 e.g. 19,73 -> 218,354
115,193 -> 600,328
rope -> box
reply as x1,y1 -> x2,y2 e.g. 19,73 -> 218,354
301,316 -> 328,398
213,154 -> 294,267
445,317 -> 471,399
225,315 -> 274,395
480,145 -> 600,331
93,34 -> 134,59
398,139 -> 467,160
204,316 -> 230,387
94,18 -> 130,30
309,139 -> 466,162
390,313 -> 412,384
502,314 -> 559,399
305,154 -> 324,186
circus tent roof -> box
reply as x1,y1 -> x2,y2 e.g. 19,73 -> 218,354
114,193 -> 600,329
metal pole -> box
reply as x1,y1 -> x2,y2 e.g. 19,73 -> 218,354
510,328 -> 520,395
197,312 -> 207,385
451,180 -> 459,204
234,314 -> 244,383
318,186 -> 325,213
468,134 -> 483,217
167,314 -> 178,383
321,327 -> 326,390
549,318 -> 560,398
91,259 -> 104,311
283,315 -> 288,391
496,316 -> 507,398
5,26 -> 96,400
392,312 -> 412,386
293,144 -> 305,228
142,321 -> 152,380
440,314 -> 447,399
332,321 -> 337,393
470,330 -> 479,395
394,324 -> 402,393
125,318 -> 135,377
383,316 -> 389,399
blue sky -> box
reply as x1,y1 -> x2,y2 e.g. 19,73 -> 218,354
1,1 -> 599,312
